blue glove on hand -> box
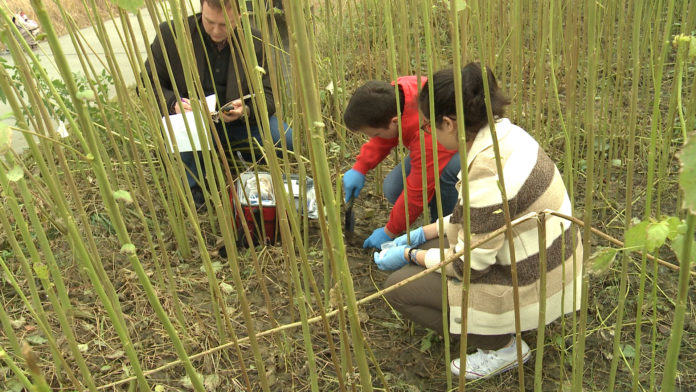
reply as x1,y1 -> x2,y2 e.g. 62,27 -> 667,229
363,227 -> 392,249
343,169 -> 366,202
373,245 -> 409,270
394,227 -> 426,247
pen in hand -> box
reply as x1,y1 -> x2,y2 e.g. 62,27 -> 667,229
175,97 -> 192,114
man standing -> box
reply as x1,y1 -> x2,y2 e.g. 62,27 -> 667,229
342,77 -> 460,249
145,0 -> 292,206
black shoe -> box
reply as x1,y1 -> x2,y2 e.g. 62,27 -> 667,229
191,186 -> 206,211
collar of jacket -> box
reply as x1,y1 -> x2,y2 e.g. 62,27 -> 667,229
465,117 -> 512,169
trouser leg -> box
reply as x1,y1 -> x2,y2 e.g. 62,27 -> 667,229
383,238 -> 511,352
383,156 -> 411,204
465,334 -> 511,351
383,264 -> 447,336
266,115 -> 294,152
180,150 -> 203,189
223,115 -> 293,161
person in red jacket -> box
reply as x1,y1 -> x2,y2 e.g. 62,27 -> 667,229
342,76 -> 461,248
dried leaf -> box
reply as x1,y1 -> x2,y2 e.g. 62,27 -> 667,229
204,374 -> 221,391
10,316 -> 25,329
220,282 -> 234,294
658,324 -> 671,335
106,350 -> 124,359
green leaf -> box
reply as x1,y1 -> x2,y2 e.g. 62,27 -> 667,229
420,336 -> 432,352
120,244 -> 136,255
625,220 -> 649,250
588,247 -> 618,275
26,334 -> 47,345
621,344 -> 636,358
76,89 -> 95,101
670,234 -> 696,268
180,373 -> 203,389
454,0 -> 467,12
678,133 -> 696,213
201,261 -> 223,274
7,379 -> 24,392
666,217 -> 683,240
109,0 -> 143,13
0,122 -> 10,154
7,166 -> 24,182
646,220 -> 670,252
113,190 -> 133,204
33,263 -> 49,280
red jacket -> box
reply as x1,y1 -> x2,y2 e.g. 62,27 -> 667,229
352,76 -> 457,235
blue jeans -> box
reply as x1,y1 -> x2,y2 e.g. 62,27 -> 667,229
383,153 -> 461,222
180,115 -> 293,188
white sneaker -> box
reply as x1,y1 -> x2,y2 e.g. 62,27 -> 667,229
451,335 -> 531,380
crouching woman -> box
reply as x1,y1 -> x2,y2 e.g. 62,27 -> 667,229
373,63 -> 582,380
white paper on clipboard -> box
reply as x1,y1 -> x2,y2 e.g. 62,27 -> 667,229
161,95 -> 217,152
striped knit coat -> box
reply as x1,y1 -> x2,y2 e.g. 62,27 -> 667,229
422,118 -> 583,335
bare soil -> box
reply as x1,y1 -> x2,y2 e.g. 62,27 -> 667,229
2,138 -> 694,391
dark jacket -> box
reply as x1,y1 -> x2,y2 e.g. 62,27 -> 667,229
144,13 -> 275,123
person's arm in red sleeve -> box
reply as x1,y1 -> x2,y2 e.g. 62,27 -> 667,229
352,136 -> 398,174
384,146 -> 432,236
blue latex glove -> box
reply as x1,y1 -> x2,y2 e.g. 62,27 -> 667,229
394,227 -> 426,247
363,227 -> 392,249
373,245 -> 409,270
343,169 -> 366,202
